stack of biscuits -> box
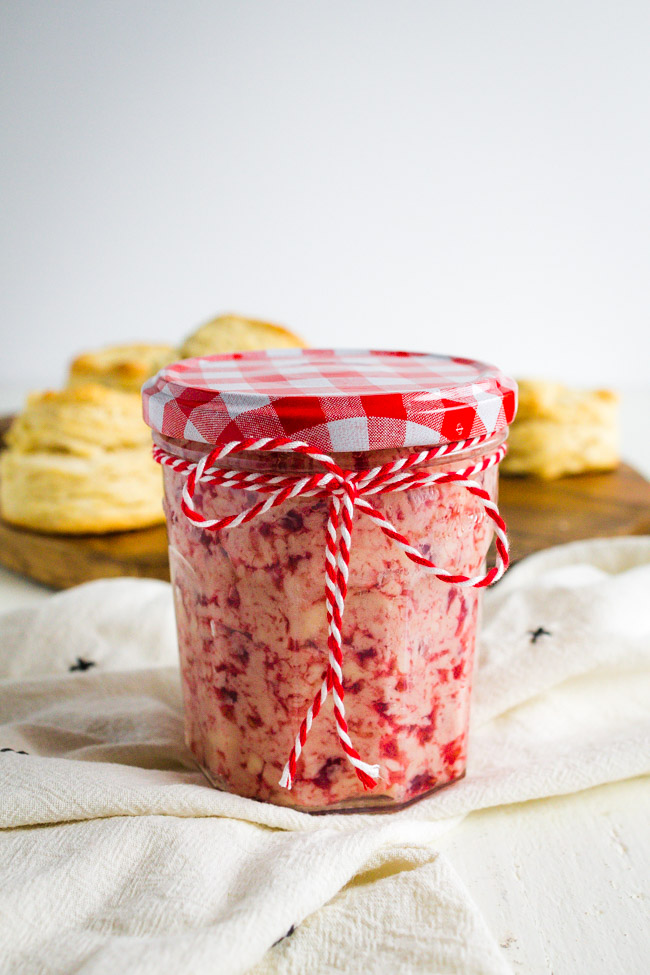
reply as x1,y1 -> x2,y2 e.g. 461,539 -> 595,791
0,315 -> 305,535
501,379 -> 620,479
1,384 -> 166,534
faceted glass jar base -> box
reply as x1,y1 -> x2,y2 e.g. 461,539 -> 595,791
197,759 -> 467,814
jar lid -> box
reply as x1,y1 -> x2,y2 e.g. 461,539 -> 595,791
142,348 -> 517,451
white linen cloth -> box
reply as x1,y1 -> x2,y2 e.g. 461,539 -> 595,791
1,536 -> 649,974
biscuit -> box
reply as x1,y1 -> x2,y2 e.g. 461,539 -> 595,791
179,314 -> 305,359
502,380 -> 619,479
0,447 -> 164,534
0,385 -> 164,533
6,385 -> 150,456
68,343 -> 176,394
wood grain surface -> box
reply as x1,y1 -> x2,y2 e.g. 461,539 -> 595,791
499,463 -> 650,563
1,413 -> 649,589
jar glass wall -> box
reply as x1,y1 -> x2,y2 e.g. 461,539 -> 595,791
156,432 -> 505,813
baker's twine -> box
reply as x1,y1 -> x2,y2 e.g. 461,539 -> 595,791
153,434 -> 509,791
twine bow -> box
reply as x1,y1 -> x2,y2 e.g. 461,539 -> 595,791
153,434 -> 509,791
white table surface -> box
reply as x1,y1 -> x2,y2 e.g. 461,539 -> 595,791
1,382 -> 649,973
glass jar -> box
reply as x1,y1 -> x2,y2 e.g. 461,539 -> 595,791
155,430 -> 505,812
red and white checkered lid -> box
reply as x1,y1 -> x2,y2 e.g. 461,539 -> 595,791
142,349 -> 518,451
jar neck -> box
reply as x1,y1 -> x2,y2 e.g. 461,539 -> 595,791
152,430 -> 508,475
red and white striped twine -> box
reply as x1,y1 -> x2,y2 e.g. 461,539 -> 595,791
153,434 -> 510,791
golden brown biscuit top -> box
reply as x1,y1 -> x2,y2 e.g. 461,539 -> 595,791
68,343 -> 177,393
515,379 -> 618,423
6,384 -> 150,457
178,314 -> 305,360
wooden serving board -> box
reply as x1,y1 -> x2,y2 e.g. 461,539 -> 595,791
499,464 -> 650,563
1,415 -> 649,589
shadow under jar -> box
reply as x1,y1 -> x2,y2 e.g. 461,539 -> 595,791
143,349 -> 517,812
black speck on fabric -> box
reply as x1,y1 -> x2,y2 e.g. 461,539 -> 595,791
69,657 -> 96,672
529,627 -> 552,644
273,924 -> 296,947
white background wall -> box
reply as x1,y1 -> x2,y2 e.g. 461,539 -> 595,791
1,0 -> 649,394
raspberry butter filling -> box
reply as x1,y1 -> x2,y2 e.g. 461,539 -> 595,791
161,440 -> 500,811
